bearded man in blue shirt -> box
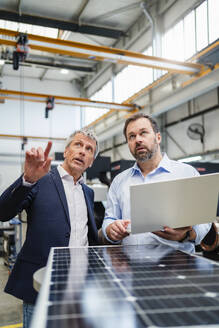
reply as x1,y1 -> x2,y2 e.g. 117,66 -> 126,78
102,113 -> 211,253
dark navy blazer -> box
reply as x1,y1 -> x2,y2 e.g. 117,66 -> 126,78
0,168 -> 99,304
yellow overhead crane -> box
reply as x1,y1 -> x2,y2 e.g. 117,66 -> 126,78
87,40 -> 219,128
0,28 -> 211,139
0,28 -> 203,75
0,89 -> 138,142
0,89 -> 136,111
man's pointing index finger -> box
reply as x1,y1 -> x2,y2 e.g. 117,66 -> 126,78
44,141 -> 52,159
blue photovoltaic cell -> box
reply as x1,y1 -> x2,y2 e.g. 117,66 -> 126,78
31,244 -> 219,328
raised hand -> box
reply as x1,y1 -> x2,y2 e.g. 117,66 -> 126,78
23,141 -> 53,183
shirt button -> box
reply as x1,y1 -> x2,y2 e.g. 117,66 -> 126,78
65,232 -> 70,238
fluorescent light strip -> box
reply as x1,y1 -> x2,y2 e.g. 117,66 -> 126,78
29,40 -> 199,73
178,156 -> 202,162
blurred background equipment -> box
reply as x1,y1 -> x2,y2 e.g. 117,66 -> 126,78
13,33 -> 29,70
2,217 -> 22,271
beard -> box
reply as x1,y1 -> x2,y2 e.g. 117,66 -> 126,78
133,140 -> 158,163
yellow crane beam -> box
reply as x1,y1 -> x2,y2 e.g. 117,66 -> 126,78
87,40 -> 219,128
0,28 -> 203,75
0,134 -> 65,141
0,89 -> 136,111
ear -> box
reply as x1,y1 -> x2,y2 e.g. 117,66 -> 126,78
156,132 -> 162,145
63,148 -> 67,159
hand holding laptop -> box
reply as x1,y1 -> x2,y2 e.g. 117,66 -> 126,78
153,225 -> 196,242
130,173 -> 219,234
106,219 -> 196,243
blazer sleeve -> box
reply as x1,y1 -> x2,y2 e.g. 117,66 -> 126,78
0,175 -> 38,221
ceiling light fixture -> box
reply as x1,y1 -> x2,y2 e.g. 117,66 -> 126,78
178,155 -> 202,163
60,68 -> 69,74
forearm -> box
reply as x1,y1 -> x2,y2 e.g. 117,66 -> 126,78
193,223 -> 211,245
0,175 -> 33,221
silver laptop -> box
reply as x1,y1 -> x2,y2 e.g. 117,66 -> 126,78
130,172 -> 219,234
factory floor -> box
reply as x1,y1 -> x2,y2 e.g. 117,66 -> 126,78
0,257 -> 22,328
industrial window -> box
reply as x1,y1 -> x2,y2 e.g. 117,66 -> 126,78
85,0 -> 218,127
184,11 -> 196,59
196,1 -> 208,52
208,0 -> 219,43
162,21 -> 184,61
161,0 -> 212,84
83,80 -> 112,127
0,19 -> 58,38
162,0 -> 216,61
114,47 -> 153,103
84,46 -> 153,126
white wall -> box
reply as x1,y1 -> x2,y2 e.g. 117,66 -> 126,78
0,76 -> 81,193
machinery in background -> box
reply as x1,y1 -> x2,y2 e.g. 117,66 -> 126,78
189,162 -> 219,175
87,155 -> 111,186
87,158 -> 136,228
111,159 -> 135,181
86,156 -> 111,229
13,33 -> 29,70
0,221 -> 14,257
45,96 -> 55,119
3,230 -> 16,270
1,217 -> 22,271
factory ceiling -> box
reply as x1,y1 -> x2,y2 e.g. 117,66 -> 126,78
0,0 -> 170,83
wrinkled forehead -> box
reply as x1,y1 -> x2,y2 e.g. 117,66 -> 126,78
67,133 -> 96,148
127,118 -> 153,134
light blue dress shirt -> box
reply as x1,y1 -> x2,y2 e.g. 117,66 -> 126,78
102,154 -> 211,253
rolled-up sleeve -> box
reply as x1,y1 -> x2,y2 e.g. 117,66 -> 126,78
193,223 -> 212,245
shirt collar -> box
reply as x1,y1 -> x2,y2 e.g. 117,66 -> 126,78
57,165 -> 84,184
158,153 -> 172,173
131,153 -> 172,176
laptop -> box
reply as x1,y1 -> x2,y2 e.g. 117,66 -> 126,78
130,172 -> 219,234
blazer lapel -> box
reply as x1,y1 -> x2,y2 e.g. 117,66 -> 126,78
50,168 -> 70,228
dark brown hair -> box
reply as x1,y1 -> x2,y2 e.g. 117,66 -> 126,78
123,113 -> 160,140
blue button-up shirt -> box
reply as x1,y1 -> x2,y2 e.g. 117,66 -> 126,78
102,154 -> 211,253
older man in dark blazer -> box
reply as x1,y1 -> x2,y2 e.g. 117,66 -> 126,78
0,129 -> 99,328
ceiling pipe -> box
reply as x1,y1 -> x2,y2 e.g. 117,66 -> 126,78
140,1 -> 155,56
17,0 -> 22,16
77,0 -> 90,26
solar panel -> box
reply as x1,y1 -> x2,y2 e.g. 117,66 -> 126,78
30,244 -> 219,328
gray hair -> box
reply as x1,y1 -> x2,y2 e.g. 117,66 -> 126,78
65,128 -> 99,158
